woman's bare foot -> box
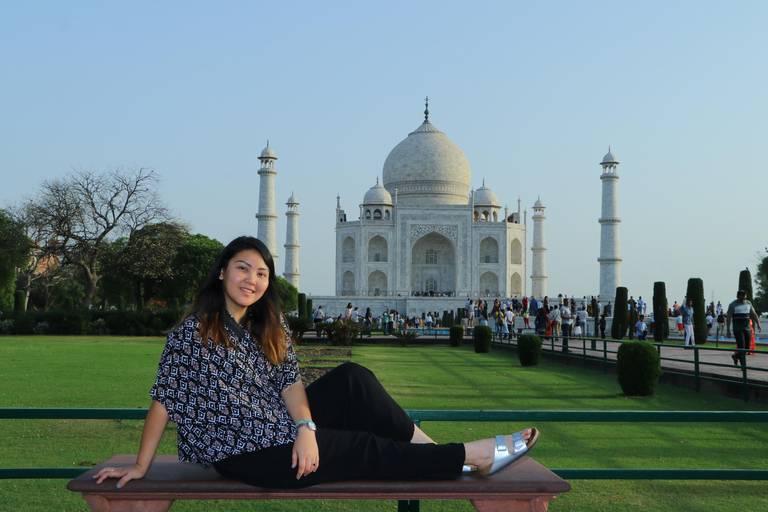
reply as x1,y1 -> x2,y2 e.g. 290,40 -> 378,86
463,428 -> 536,469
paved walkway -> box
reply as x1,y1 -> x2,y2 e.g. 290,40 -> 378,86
495,334 -> 768,385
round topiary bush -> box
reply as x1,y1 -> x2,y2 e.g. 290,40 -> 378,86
518,334 -> 542,367
473,325 -> 492,353
450,325 -> 464,347
617,341 -> 662,396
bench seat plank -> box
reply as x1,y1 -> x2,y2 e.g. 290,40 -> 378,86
68,454 -> 570,511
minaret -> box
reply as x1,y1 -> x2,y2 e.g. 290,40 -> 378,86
256,141 -> 278,259
530,197 -> 547,298
283,193 -> 300,288
598,148 -> 622,300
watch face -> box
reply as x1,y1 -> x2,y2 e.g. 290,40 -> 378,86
298,420 -> 317,431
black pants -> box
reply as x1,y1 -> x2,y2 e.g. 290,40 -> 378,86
561,324 -> 571,350
733,329 -> 751,365
214,363 -> 465,488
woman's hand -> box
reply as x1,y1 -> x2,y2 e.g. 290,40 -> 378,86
93,463 -> 148,488
292,427 -> 319,479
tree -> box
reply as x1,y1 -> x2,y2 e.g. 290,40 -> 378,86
167,234 -> 225,305
686,278 -> 707,345
277,276 -> 298,312
755,256 -> 768,313
652,282 -> 669,342
611,287 -> 629,340
0,210 -> 30,311
739,269 -> 754,302
23,167 -> 172,308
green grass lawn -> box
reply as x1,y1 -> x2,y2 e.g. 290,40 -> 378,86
1,336 -> 767,511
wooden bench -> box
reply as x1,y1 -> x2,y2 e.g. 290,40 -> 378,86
68,454 -> 570,512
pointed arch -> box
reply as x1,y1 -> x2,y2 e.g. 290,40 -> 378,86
510,272 -> 522,296
342,236 -> 356,263
368,270 -> 387,296
342,271 -> 356,295
510,238 -> 522,265
480,272 -> 499,296
368,235 -> 388,262
410,232 -> 456,295
480,237 -> 499,264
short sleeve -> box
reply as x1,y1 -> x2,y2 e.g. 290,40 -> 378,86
149,317 -> 203,425
273,318 -> 301,392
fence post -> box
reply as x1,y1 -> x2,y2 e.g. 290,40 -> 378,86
694,347 -> 700,393
603,340 -> 608,373
742,351 -> 749,403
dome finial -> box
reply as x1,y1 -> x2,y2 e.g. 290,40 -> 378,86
267,140 -> 270,147
482,178 -> 485,186
376,177 -> 379,185
424,96 -> 429,121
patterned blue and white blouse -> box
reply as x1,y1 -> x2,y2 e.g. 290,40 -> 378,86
150,315 -> 301,466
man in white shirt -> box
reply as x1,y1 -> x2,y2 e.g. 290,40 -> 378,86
505,307 -> 515,338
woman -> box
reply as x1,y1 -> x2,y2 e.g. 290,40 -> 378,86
94,237 -> 538,489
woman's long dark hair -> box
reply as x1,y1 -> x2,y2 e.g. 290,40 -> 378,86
180,236 -> 287,365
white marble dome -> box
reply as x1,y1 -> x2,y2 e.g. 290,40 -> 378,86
473,183 -> 498,206
382,119 -> 471,206
260,144 -> 276,159
601,149 -> 618,165
286,193 -> 299,204
533,197 -> 545,208
363,179 -> 392,205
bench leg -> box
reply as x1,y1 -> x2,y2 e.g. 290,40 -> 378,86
82,494 -> 174,512
472,495 -> 554,512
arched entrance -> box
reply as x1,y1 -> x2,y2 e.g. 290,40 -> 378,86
410,232 -> 456,295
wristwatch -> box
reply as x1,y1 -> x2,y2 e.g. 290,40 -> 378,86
296,419 -> 317,432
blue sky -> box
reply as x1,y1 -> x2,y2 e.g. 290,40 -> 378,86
2,1 -> 767,304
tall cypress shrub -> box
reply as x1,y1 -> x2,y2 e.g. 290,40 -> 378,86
591,297 -> 599,335
652,282 -> 669,342
297,293 -> 307,318
611,287 -> 629,340
739,270 -> 754,301
306,298 -> 313,317
686,278 -> 707,345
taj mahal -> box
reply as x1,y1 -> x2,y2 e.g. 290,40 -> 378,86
255,100 -> 622,317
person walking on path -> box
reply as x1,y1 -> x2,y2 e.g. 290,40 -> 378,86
726,290 -> 762,367
682,299 -> 695,348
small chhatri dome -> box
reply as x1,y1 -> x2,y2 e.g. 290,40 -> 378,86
473,180 -> 498,206
601,146 -> 618,165
286,192 -> 299,204
363,178 -> 393,205
533,196 -> 545,208
260,140 -> 276,159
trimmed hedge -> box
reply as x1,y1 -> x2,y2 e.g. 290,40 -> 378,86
449,325 -> 464,347
739,270 -> 754,301
0,308 -> 186,336
518,334 -> 542,367
686,277 -> 707,345
473,325 -> 492,353
617,341 -> 661,396
653,282 -> 669,342
611,287 -> 629,340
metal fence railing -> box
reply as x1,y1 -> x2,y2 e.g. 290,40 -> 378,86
491,332 -> 768,403
2,408 -> 767,481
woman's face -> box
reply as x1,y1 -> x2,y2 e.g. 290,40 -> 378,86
219,249 -> 270,320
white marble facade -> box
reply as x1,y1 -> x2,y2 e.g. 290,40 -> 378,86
320,102 -> 530,317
